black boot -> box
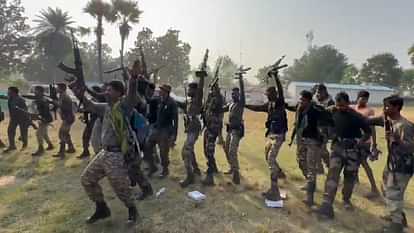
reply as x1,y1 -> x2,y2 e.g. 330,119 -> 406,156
66,143 -> 76,153
127,206 -> 138,223
77,149 -> 90,159
193,166 -> 202,176
86,201 -> 111,224
383,222 -> 404,233
202,173 -> 215,186
303,182 -> 316,207
232,170 -> 240,185
159,167 -> 169,179
343,200 -> 354,211
212,162 -> 219,174
180,171 -> 194,188
317,202 -> 334,219
3,146 -> 16,153
262,178 -> 281,201
46,143 -> 54,151
136,185 -> 153,201
52,143 -> 65,159
31,146 -> 45,157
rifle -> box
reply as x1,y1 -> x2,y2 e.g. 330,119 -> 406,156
49,83 -> 58,119
209,58 -> 223,88
58,30 -> 86,99
265,55 -> 288,84
183,85 -> 189,133
196,49 -> 209,78
139,47 -> 149,80
384,114 -> 398,184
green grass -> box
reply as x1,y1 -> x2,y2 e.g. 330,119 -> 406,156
0,109 -> 413,233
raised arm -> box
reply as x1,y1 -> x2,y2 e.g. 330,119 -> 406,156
194,72 -> 206,108
81,96 -> 107,117
86,87 -> 106,101
239,76 -> 246,107
274,75 -> 284,101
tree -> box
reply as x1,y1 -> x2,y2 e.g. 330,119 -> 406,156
84,0 -> 115,83
111,0 -> 142,67
129,28 -> 191,87
255,65 -> 272,86
359,53 -> 403,87
400,69 -> 414,94
32,7 -> 74,82
340,64 -> 360,84
0,0 -> 32,74
215,55 -> 238,88
284,45 -> 348,83
409,44 -> 414,66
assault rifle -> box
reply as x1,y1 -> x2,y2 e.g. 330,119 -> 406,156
209,58 -> 222,88
265,55 -> 288,84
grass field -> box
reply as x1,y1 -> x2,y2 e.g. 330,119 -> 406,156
0,108 -> 413,233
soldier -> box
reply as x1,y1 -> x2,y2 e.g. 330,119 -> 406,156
86,84 -> 107,154
72,70 -> 144,224
313,83 -> 335,170
245,75 -> 288,201
31,86 -> 54,156
317,92 -> 372,219
3,86 -> 30,153
291,90 -> 333,206
351,90 -> 380,199
52,83 -> 75,159
222,70 -> 246,185
368,95 -> 413,233
143,84 -> 178,179
78,86 -> 102,159
176,71 -> 206,188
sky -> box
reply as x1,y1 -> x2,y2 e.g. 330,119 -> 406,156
20,0 -> 414,75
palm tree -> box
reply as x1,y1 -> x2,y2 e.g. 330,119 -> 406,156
111,0 -> 142,67
33,7 -> 74,82
409,44 -> 414,66
84,0 -> 115,82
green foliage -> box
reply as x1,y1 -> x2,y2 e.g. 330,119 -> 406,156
0,0 -> 32,74
409,44 -> 414,66
255,65 -> 272,86
340,64 -> 360,84
284,45 -> 348,83
359,53 -> 403,87
128,28 -> 191,87
215,55 -> 238,88
401,69 -> 414,94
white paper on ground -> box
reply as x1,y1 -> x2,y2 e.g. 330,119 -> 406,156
280,190 -> 287,200
265,199 -> 284,208
187,191 -> 206,202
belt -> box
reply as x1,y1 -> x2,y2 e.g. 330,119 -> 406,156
103,146 -> 122,152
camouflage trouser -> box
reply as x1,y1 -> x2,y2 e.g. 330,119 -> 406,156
82,117 -> 96,151
36,122 -> 51,147
144,128 -> 171,168
58,120 -> 73,145
322,142 -> 360,205
203,129 -> 219,174
182,130 -> 200,173
320,142 -> 330,168
297,139 -> 325,178
265,134 -> 285,180
384,172 -> 412,224
91,119 -> 102,154
81,150 -> 134,208
302,138 -> 321,185
224,129 -> 242,172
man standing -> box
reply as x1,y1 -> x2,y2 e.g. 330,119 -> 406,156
53,83 -> 75,159
317,92 -> 371,219
202,83 -> 225,186
177,70 -> 206,188
143,84 -> 178,179
73,69 -> 144,224
4,86 -> 30,153
351,90 -> 380,199
245,75 -> 288,201
31,86 -> 54,156
292,90 -> 333,206
222,68 -> 246,185
369,95 -> 413,233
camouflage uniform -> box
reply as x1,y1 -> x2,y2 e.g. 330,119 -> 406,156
33,97 -> 53,149
57,92 -> 75,149
246,77 -> 287,200
318,108 -> 371,217
80,78 -> 149,208
369,116 -> 414,227
203,90 -> 224,175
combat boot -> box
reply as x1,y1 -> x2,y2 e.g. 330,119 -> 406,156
316,202 -> 334,219
193,166 -> 202,176
159,167 -> 169,179
343,200 -> 354,211
66,143 -> 76,154
86,201 -> 111,224
383,222 -> 404,233
46,143 -> 54,151
202,173 -> 215,186
136,184 -> 153,201
212,163 -> 219,174
180,171 -> 194,188
52,143 -> 65,159
303,182 -> 316,207
232,170 -> 240,185
127,206 -> 138,223
278,170 -> 287,179
77,149 -> 90,159
3,146 -> 16,153
31,146 -> 45,157
147,164 -> 158,178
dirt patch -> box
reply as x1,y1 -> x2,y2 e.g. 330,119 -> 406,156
0,176 -> 16,187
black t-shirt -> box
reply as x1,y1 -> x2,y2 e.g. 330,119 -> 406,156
332,109 -> 371,139
300,105 -> 332,140
147,97 -> 160,124
34,98 -> 53,123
